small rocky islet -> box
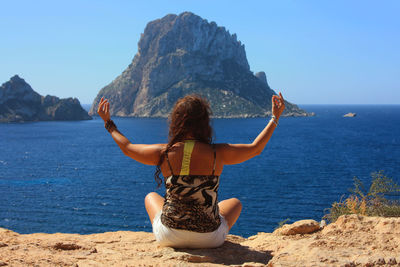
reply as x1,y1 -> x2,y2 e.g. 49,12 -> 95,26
0,75 -> 91,122
343,112 -> 357,117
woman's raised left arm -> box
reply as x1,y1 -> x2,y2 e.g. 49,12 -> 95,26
97,97 -> 164,165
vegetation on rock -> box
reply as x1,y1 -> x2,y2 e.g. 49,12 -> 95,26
324,171 -> 400,222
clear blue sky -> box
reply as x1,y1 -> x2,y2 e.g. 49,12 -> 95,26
1,0 -> 399,104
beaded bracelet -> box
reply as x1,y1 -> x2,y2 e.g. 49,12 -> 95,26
270,115 -> 278,126
105,120 -> 117,132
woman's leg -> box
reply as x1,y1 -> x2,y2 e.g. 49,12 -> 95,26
144,192 -> 164,224
218,198 -> 242,230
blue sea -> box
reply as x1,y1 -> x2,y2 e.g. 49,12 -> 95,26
1,105 -> 399,237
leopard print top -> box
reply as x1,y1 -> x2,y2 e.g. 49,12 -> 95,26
160,141 -> 221,233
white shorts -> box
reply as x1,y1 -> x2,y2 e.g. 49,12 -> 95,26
152,211 -> 229,249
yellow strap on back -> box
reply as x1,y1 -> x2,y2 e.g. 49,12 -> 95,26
179,140 -> 195,176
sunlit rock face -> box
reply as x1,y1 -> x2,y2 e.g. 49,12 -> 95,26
90,12 -> 309,118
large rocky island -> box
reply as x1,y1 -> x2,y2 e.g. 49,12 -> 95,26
0,75 -> 91,122
89,12 -> 310,118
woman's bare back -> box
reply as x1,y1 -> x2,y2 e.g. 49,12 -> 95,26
160,141 -> 223,177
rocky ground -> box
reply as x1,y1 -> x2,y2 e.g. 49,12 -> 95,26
1,215 -> 399,267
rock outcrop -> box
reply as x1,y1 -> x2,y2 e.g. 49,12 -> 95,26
343,112 -> 357,117
273,219 -> 321,235
1,215 -> 399,266
89,12 -> 310,118
0,75 -> 91,122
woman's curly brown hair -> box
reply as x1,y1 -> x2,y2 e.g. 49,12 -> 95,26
154,94 -> 213,187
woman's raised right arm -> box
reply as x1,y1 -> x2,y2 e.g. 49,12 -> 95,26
98,97 -> 164,165
218,92 -> 285,165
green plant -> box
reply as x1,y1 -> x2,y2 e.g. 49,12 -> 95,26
276,218 -> 290,230
324,171 -> 400,222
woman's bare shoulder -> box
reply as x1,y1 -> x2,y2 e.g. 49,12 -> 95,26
123,143 -> 167,165
213,143 -> 256,165
213,143 -> 238,149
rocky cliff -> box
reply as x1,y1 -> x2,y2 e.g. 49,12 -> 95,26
0,75 -> 91,122
1,215 -> 398,266
89,12 -> 310,118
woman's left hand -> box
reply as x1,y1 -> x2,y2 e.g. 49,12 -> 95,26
97,97 -> 111,122
272,92 -> 285,119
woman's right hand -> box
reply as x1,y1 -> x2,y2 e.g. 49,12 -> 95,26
97,97 -> 111,122
272,92 -> 285,119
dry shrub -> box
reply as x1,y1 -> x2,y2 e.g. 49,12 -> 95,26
324,171 -> 400,222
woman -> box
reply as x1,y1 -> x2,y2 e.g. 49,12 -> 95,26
97,92 -> 285,248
